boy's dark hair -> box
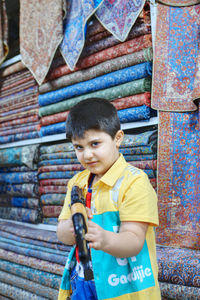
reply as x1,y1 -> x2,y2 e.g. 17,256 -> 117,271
66,98 -> 120,140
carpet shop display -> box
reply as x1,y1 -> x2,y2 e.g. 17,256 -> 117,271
0,64 -> 40,144
0,145 -> 41,223
0,220 -> 70,300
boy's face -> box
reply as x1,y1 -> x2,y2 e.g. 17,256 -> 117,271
72,129 -> 124,182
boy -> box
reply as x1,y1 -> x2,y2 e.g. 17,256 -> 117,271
57,98 -> 161,300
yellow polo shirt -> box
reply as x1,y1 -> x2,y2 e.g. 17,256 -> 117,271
58,154 -> 161,300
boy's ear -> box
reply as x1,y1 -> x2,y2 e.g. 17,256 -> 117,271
115,130 -> 124,147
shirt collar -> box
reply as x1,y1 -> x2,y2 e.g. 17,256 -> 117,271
97,153 -> 127,187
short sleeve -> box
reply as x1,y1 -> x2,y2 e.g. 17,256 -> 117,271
119,172 -> 159,226
58,179 -> 73,221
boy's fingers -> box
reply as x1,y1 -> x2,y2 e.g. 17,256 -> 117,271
86,207 -> 93,219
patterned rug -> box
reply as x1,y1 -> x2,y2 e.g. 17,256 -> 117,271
156,103 -> 200,249
151,2 -> 200,111
20,0 -> 63,85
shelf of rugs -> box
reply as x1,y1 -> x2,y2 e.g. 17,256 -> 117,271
0,116 -> 158,149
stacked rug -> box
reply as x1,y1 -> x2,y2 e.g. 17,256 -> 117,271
0,62 -> 40,144
0,145 -> 41,223
0,220 -> 70,300
38,8 -> 156,138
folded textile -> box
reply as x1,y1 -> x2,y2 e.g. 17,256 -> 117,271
38,62 -> 152,106
151,3 -> 199,111
0,269 -> 59,298
0,95 -> 38,113
0,86 -> 38,104
0,166 -> 34,173
0,80 -> 36,98
0,103 -> 39,118
60,0 -> 103,70
121,130 -> 157,147
39,185 -> 67,194
0,123 -> 40,136
123,154 -> 157,162
40,194 -> 66,205
0,131 -> 40,144
0,281 -> 47,300
47,34 -> 152,81
0,145 -> 39,169
112,92 -> 151,110
42,217 -> 58,225
40,151 -> 76,160
157,245 -> 200,287
0,61 -> 25,78
0,248 -> 64,275
156,108 -> 199,249
0,239 -> 66,265
42,205 -> 63,218
20,0 -> 63,85
0,114 -> 39,129
118,105 -> 151,123
0,207 -> 42,223
40,122 -> 66,136
38,164 -> 83,173
0,171 -> 38,184
39,47 -> 153,94
0,183 -> 38,197
0,197 -> 39,209
39,77 -> 151,117
38,171 -> 78,180
38,158 -> 79,167
0,108 -> 39,123
120,144 -> 156,156
39,179 -> 70,187
40,111 -> 69,126
128,160 -> 157,170
95,0 -> 146,41
159,281 -> 200,299
40,142 -> 74,154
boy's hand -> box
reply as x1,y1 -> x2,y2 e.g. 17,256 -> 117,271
85,220 -> 107,250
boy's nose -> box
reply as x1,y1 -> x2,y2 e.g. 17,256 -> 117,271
84,148 -> 93,160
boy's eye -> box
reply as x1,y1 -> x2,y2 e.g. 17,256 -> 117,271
74,145 -> 83,150
91,142 -> 99,147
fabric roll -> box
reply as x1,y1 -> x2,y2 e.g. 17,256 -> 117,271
128,160 -> 157,170
0,131 -> 40,144
95,0 -> 146,42
0,123 -> 40,136
0,207 -> 42,223
42,217 -> 58,225
0,80 -> 36,98
117,105 -> 151,123
159,282 -> 200,299
0,183 -> 38,197
0,172 -> 38,184
20,0 -> 63,85
38,62 -> 152,107
0,103 -> 38,118
0,228 -> 69,252
0,270 -> 59,299
60,0 -> 103,71
151,3 -> 199,111
0,281 -> 47,300
40,142 -> 74,154
0,114 -> 39,129
40,194 -> 65,205
39,77 -> 151,117
120,144 -> 156,156
0,166 -> 33,173
121,130 -> 157,147
0,61 -> 25,77
38,164 -> 83,173
0,71 -> 33,90
47,34 -> 152,81
39,186 -> 67,195
0,249 -> 64,275
0,238 -> 66,264
143,169 -> 156,179
0,108 -> 39,123
0,95 -> 38,113
0,86 -> 38,104
156,108 -> 199,249
0,197 -> 39,209
157,245 -> 200,287
40,122 -> 66,136
38,158 -> 79,167
42,205 -> 63,218
38,171 -> 78,180
40,111 -> 69,126
0,145 -> 39,169
40,178 -> 69,186
39,47 -> 153,94
40,151 -> 76,161
112,92 -> 151,110
123,154 -> 156,162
